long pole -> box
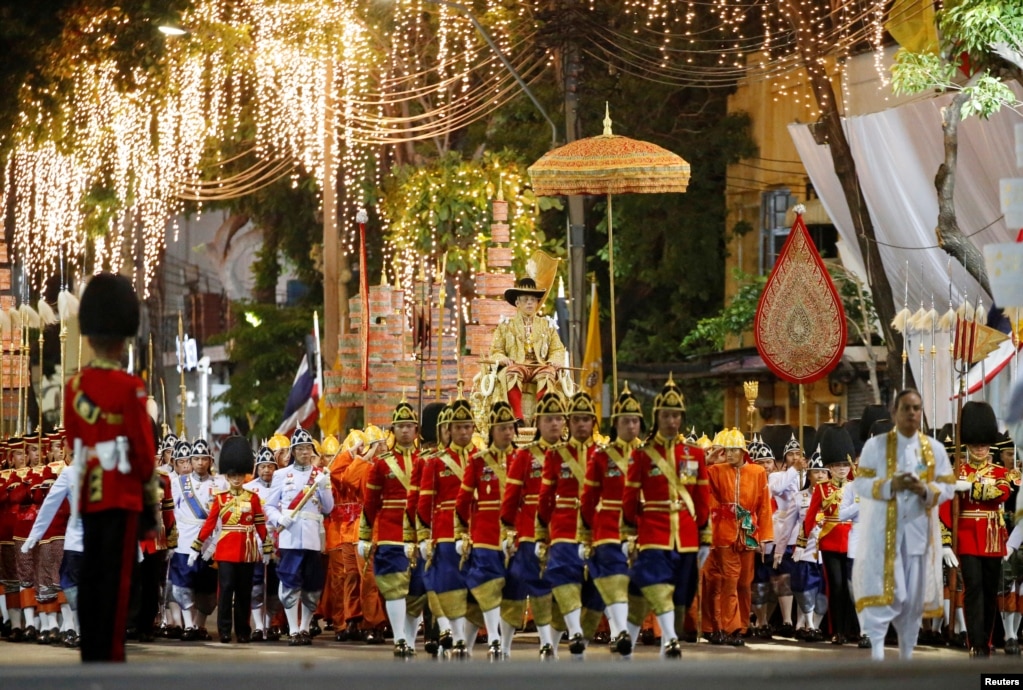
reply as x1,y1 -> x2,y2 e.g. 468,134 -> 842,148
434,253 -> 447,401
177,311 -> 187,437
607,194 -> 618,397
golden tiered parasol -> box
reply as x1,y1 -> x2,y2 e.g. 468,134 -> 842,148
528,105 -> 690,394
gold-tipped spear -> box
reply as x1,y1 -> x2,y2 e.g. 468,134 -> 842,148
743,380 -> 758,436
177,311 -> 187,437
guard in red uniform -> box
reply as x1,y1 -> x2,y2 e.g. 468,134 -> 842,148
500,391 -> 565,658
64,273 -> 156,662
802,425 -> 857,645
418,394 -> 476,657
456,400 -> 517,659
622,374 -> 710,658
189,436 -> 270,643
536,391 -> 602,657
942,401 -> 1011,656
580,384 -> 644,656
5,439 -> 37,640
359,398 -> 427,658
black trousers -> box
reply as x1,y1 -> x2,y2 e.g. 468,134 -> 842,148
132,549 -> 168,635
822,550 -> 857,638
961,554 -> 1001,649
218,562 -> 256,638
80,510 -> 138,662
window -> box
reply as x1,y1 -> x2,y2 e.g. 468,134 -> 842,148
760,189 -> 793,274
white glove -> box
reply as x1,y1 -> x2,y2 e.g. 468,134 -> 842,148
792,547 -> 805,562
187,552 -> 199,568
404,543 -> 415,559
773,549 -> 784,569
697,545 -> 711,570
1005,545 -> 1017,563
621,541 -> 631,559
262,553 -> 271,565
455,539 -> 466,556
578,544 -> 588,561
942,546 -> 959,569
418,541 -> 429,561
534,542 -> 546,559
315,471 -> 330,489
955,480 -> 972,493
20,538 -> 38,554
278,514 -> 294,530
358,540 -> 371,559
501,539 -> 515,559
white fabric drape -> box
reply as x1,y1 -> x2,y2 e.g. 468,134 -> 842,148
788,87 -> 1022,428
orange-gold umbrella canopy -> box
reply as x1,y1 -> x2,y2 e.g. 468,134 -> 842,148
527,105 -> 690,395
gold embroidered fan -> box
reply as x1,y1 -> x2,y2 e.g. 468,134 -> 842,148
754,212 -> 846,383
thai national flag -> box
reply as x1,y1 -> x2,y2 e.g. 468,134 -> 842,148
275,334 -> 319,435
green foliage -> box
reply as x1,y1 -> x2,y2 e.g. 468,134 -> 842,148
679,270 -> 766,355
891,0 -> 1022,120
827,261 -> 884,346
379,150 -> 564,278
210,301 -> 315,440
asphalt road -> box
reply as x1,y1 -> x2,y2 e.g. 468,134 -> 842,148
0,633 -> 1017,690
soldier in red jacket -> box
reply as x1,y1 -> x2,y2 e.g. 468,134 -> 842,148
580,384 -> 644,657
536,391 -> 602,658
359,398 -> 427,658
500,391 -> 565,659
63,273 -> 156,662
456,400 -> 517,659
941,401 -> 1011,656
622,374 -> 710,659
189,437 -> 269,643
802,425 -> 856,645
417,395 -> 476,657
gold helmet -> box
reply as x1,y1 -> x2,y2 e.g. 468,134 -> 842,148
697,433 -> 713,449
321,434 -> 341,457
449,396 -> 474,425
712,427 -> 747,449
652,373 -> 685,413
341,429 -> 367,452
364,424 -> 387,444
267,433 -> 291,452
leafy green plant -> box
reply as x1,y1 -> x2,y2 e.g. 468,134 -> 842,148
679,269 -> 766,355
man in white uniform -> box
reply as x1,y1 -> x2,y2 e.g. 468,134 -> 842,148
853,389 -> 955,661
263,428 -> 333,645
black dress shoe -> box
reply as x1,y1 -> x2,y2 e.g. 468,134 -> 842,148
168,625 -> 184,639
708,630 -> 727,645
613,631 -> 633,656
37,629 -> 51,645
1006,638 -> 1021,656
487,639 -> 502,660
568,632 -> 586,655
971,645 -> 991,658
593,630 -> 610,644
9,627 -> 24,643
424,638 -> 439,656
365,629 -> 383,645
831,634 -> 847,646
726,632 -> 746,647
777,622 -> 795,638
251,629 -> 265,642
449,640 -> 469,659
266,627 -> 281,641
180,627 -> 198,642
220,634 -> 233,643
24,626 -> 38,643
539,643 -> 556,660
288,634 -> 302,646
662,638 -> 682,658
309,621 -> 322,637
438,629 -> 453,650
237,634 -> 251,643
62,630 -> 78,648
640,627 -> 656,646
858,635 -> 872,649
197,627 -> 211,641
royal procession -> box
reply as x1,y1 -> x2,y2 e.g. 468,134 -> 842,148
1,0 -> 1023,685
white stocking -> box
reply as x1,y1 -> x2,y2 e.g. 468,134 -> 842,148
385,599 -> 407,642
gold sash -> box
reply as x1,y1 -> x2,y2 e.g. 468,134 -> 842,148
438,448 -> 466,482
645,445 -> 695,519
383,453 -> 411,492
556,446 -> 587,487
605,443 -> 631,476
483,451 -> 508,493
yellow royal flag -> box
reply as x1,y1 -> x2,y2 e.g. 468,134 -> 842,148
581,280 -> 603,419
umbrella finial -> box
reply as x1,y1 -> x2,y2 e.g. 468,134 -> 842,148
496,177 -> 505,202
603,102 -> 613,137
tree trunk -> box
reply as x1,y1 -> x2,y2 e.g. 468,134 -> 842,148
935,90 -> 992,296
779,0 -> 914,391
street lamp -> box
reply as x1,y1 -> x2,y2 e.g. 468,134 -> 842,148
421,0 -> 559,149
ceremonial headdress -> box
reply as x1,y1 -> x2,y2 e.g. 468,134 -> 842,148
996,430 -> 1015,454
218,436 -> 254,476
806,445 -> 825,471
752,437 -> 776,464
783,433 -> 802,458
869,419 -> 894,437
611,383 -> 643,419
392,394 -> 419,425
364,425 -> 387,444
860,404 -> 891,443
489,400 -> 517,427
449,391 -> 474,425
420,402 -> 447,445
254,446 -> 276,467
191,438 -> 212,458
321,435 -> 341,457
291,427 -> 315,447
504,277 -> 546,306
267,434 -> 291,452
161,433 -> 179,453
78,272 -> 140,338
568,391 -> 598,418
652,373 -> 686,413
534,391 -> 567,418
172,440 -> 192,462
696,433 -> 712,450
713,428 -> 746,450
818,426 -> 855,466
961,401 -> 1000,446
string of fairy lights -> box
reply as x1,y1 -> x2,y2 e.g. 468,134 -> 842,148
1,0 -> 908,296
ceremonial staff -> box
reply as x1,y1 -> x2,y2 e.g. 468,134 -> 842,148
177,311 -> 187,436
434,251 -> 447,402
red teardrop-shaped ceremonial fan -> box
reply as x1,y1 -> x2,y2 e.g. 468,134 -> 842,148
755,212 -> 846,384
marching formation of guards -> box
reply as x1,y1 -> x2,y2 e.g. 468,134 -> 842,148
1,377 -> 1019,661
